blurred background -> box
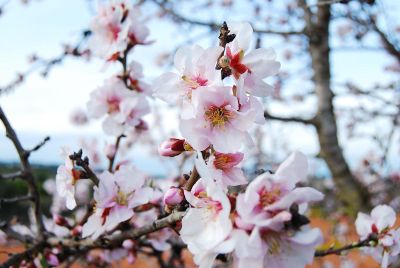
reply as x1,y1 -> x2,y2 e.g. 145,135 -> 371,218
0,0 -> 399,267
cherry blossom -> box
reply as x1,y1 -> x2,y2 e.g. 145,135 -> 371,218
89,0 -> 130,59
153,45 -> 222,110
56,147 -> 81,210
87,77 -> 132,119
231,227 -> 323,268
195,151 -> 247,189
126,61 -> 151,94
82,165 -> 153,238
87,77 -> 150,136
180,85 -> 258,153
225,21 -> 281,97
355,205 -> 400,268
235,152 -> 324,231
181,178 -> 232,252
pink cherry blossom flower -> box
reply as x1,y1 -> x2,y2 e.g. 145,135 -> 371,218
236,152 -> 324,231
82,165 -> 153,239
56,147 -> 81,210
153,45 -> 222,109
355,205 -> 400,268
126,9 -> 151,47
179,86 -> 255,153
87,77 -> 133,119
226,21 -> 281,97
181,178 -> 232,252
195,151 -> 247,189
127,61 -> 151,95
232,227 -> 323,268
115,96 -> 151,127
89,0 -> 130,59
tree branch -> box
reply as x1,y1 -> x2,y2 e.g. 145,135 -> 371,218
0,106 -> 45,237
315,236 -> 375,257
0,195 -> 33,206
0,171 -> 23,180
151,0 -> 303,36
264,110 -> 316,125
0,242 -> 45,268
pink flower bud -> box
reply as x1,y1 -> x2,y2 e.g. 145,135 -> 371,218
46,253 -> 60,266
158,138 -> 185,157
122,239 -> 135,249
104,144 -> 117,159
163,187 -> 184,206
71,225 -> 82,236
53,215 -> 69,227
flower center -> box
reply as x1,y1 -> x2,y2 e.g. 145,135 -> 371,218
115,190 -> 129,206
182,75 -> 208,90
107,96 -> 121,113
205,105 -> 232,128
259,186 -> 282,207
107,22 -> 121,41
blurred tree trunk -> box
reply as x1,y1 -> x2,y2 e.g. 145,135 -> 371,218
301,0 -> 371,215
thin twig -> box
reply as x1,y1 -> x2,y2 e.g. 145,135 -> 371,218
0,171 -> 23,180
0,195 -> 33,206
25,136 -> 50,157
264,110 -> 316,125
108,134 -> 125,172
315,236 -> 375,257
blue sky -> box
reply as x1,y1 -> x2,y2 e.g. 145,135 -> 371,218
0,0 -> 398,176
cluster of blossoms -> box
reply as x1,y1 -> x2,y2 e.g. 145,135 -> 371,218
86,0 -> 151,136
35,5 -> 400,267
155,22 -> 326,268
356,205 -> 400,268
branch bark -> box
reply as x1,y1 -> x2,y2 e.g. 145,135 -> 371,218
300,0 -> 371,215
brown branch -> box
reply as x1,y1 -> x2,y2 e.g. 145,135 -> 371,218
0,106 -> 45,237
151,0 -> 303,36
0,171 -> 23,180
47,210 -> 186,249
69,149 -> 99,185
315,235 -> 375,257
264,110 -> 316,125
370,19 -> 400,63
0,242 -> 45,268
108,134 -> 125,172
183,166 -> 200,191
26,136 -> 50,157
0,221 -> 34,244
0,195 -> 33,206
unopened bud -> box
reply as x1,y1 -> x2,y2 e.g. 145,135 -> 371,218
163,187 -> 184,206
53,215 -> 69,227
71,225 -> 82,236
158,138 -> 185,157
123,239 -> 135,249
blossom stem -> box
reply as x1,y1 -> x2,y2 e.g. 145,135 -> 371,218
108,134 -> 125,172
314,236 -> 376,257
183,166 -> 200,191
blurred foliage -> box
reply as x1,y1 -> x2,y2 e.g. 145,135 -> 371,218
0,163 -> 57,223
